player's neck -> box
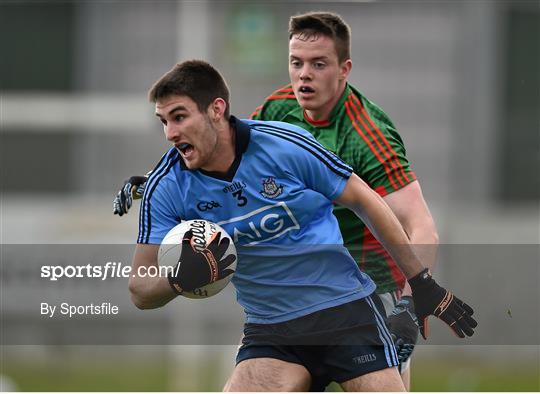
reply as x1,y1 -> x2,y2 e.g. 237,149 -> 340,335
201,122 -> 236,174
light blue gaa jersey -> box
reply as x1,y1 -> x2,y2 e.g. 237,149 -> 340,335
138,117 -> 376,324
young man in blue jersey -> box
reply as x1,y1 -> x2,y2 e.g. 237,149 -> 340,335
115,12 -> 433,390
128,60 -> 476,391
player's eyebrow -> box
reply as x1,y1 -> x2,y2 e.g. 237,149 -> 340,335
155,105 -> 187,118
310,56 -> 330,61
289,55 -> 329,62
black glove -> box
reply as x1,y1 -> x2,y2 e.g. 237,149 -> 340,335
387,296 -> 418,364
113,175 -> 148,216
409,268 -> 477,339
168,230 -> 236,294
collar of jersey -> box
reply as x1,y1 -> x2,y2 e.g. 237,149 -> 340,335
179,116 -> 251,183
291,83 -> 352,128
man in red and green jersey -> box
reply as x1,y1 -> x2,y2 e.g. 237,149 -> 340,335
247,12 -> 439,390
251,83 -> 417,295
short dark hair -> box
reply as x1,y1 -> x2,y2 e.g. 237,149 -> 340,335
148,60 -> 230,118
289,12 -> 351,63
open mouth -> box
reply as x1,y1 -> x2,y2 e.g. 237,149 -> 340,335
177,143 -> 194,156
299,86 -> 315,94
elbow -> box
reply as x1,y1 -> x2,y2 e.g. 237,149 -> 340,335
130,294 -> 154,310
128,279 -> 154,310
430,217 -> 440,245
408,219 -> 439,245
128,278 -> 170,310
428,227 -> 440,245
130,291 -> 160,310
420,213 -> 439,245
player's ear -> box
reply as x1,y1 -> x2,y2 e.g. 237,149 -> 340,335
209,98 -> 227,121
339,59 -> 353,81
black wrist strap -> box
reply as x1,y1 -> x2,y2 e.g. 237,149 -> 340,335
408,268 -> 431,289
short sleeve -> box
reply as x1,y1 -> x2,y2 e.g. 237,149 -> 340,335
263,121 -> 353,201
137,152 -> 182,244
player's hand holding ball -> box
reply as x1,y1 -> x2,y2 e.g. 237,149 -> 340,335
169,229 -> 235,292
160,220 -> 237,299
409,268 -> 477,339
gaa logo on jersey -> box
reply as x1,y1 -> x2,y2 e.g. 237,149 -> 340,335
260,177 -> 283,199
217,202 -> 299,245
196,200 -> 221,211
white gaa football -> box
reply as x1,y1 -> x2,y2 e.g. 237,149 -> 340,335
158,219 -> 237,299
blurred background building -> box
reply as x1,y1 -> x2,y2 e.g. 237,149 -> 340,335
1,0 -> 539,391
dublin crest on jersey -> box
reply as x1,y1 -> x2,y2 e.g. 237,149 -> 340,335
260,177 -> 283,199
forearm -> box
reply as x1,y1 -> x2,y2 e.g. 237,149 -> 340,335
407,218 -> 439,269
400,226 -> 439,296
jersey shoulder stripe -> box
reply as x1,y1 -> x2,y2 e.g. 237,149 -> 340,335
350,94 -> 413,186
266,85 -> 296,100
345,93 -> 414,191
344,94 -> 400,189
267,93 -> 296,99
138,149 -> 180,244
251,84 -> 298,119
268,84 -> 294,96
250,105 -> 263,119
251,122 -> 352,179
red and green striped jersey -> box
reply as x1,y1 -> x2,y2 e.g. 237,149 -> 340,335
251,83 -> 416,293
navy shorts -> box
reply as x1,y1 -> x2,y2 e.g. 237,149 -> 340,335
236,295 -> 398,390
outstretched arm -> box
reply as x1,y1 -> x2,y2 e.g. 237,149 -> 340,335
335,173 -> 477,339
381,181 -> 438,364
383,180 -> 439,294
